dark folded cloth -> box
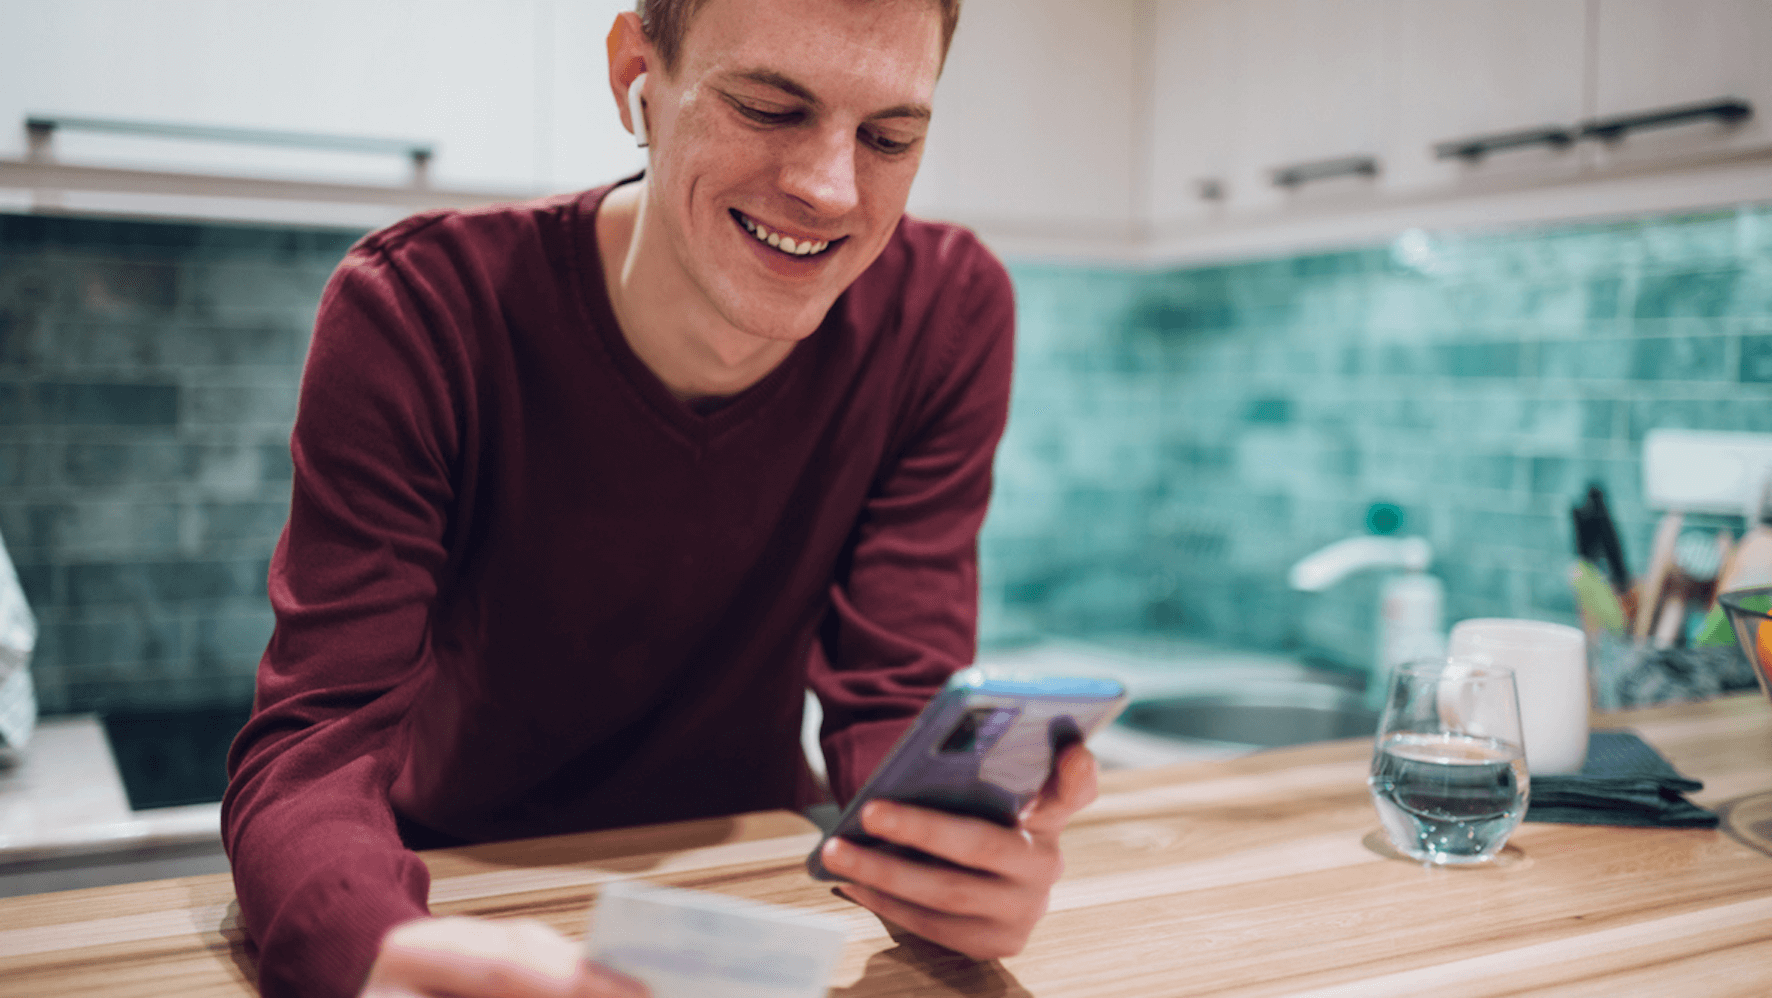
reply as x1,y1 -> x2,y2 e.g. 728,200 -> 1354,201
1525,730 -> 1718,828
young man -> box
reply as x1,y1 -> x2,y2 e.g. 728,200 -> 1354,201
223,2 -> 1098,996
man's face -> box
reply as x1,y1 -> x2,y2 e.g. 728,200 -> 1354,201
641,0 -> 944,343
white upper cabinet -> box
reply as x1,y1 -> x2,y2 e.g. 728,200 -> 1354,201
1588,0 -> 1772,170
2,0 -> 1133,239
1217,0 -> 1391,215
906,0 -> 1141,243
4,0 -> 1768,242
1382,0 -> 1588,195
0,0 -> 643,199
1146,0 -> 1238,228
1147,0 -> 1772,239
1150,0 -> 1392,225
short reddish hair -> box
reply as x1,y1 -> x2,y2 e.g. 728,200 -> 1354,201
637,0 -> 962,75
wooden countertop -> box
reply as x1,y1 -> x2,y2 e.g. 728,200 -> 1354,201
5,694 -> 1772,997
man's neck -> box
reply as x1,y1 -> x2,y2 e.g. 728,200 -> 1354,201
595,179 -> 797,403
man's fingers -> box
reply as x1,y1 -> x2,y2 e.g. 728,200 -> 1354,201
817,748 -> 1099,969
852,802 -> 1056,884
1023,744 -> 1099,838
364,917 -> 647,998
847,745 -> 1098,875
821,835 -> 1023,917
813,746 -> 1099,970
835,883 -> 1028,961
581,963 -> 649,998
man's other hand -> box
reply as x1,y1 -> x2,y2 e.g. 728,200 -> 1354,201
817,742 -> 1099,960
361,916 -> 649,998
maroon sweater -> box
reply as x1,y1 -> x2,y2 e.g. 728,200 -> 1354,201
221,181 -> 1014,998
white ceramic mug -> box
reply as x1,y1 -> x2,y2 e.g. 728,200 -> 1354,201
1447,618 -> 1590,775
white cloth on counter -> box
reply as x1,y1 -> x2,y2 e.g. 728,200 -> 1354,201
0,528 -> 38,750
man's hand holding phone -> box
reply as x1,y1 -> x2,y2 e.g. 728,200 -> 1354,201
815,740 -> 1099,959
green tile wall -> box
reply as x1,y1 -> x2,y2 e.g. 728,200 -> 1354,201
5,202 -> 1770,712
0,213 -> 360,714
982,205 -> 1772,674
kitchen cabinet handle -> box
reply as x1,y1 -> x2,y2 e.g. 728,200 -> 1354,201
1433,125 -> 1574,162
24,114 -> 435,183
1576,98 -> 1752,142
1271,155 -> 1379,188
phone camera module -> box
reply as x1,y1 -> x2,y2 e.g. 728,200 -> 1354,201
939,707 -> 1019,754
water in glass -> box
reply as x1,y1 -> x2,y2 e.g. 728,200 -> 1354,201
1370,731 -> 1528,864
1368,658 -> 1529,865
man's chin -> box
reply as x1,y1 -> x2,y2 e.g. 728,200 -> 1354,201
718,295 -> 842,344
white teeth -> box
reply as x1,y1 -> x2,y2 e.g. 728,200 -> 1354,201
736,211 -> 832,257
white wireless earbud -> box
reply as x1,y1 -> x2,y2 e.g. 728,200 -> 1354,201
627,72 -> 649,149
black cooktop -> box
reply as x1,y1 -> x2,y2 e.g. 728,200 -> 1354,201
102,704 -> 252,811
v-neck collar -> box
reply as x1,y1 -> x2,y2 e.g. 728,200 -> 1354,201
567,177 -> 823,448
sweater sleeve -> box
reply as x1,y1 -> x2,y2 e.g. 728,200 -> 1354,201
809,235 -> 1016,802
222,234 -> 465,998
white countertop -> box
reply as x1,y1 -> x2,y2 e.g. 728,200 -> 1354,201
0,716 -> 221,866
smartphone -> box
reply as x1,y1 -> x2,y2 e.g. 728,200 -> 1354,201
806,668 -> 1128,881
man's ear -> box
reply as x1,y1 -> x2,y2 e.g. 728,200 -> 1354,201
606,11 -> 652,144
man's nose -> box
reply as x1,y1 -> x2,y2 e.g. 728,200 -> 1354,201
779,126 -> 859,219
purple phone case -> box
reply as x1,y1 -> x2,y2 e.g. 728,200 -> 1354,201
807,675 -> 1126,881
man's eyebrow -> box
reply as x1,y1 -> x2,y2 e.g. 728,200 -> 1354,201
726,69 -> 932,122
870,102 -> 932,123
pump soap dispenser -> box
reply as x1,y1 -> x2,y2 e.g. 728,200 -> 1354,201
1289,510 -> 1445,709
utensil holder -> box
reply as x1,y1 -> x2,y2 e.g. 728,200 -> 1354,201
1587,634 -> 1756,710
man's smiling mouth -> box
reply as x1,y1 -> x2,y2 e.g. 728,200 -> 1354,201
732,209 -> 839,258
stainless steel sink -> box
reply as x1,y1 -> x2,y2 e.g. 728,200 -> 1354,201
1116,683 -> 1378,750
836,637 -> 1384,769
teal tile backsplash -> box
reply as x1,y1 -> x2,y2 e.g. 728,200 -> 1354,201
3,201 -> 1771,712
982,204 -> 1772,675
0,212 -> 355,714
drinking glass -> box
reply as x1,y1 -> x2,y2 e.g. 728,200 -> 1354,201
1369,658 -> 1530,865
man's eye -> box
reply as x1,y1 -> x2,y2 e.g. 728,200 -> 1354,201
734,101 -> 801,126
861,128 -> 914,155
